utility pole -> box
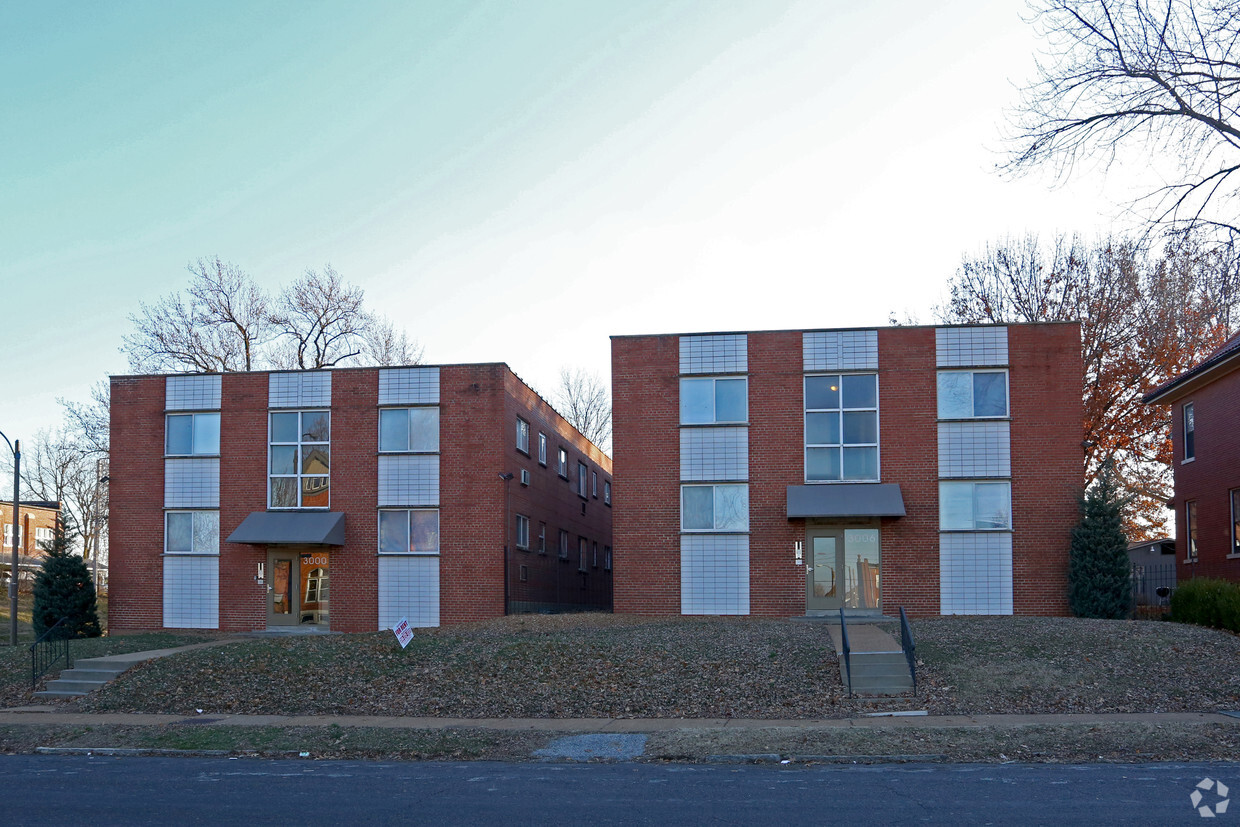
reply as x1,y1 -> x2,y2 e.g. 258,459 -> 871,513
1,431 -> 20,646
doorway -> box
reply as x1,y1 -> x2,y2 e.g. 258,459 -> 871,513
806,525 -> 881,614
266,548 -> 330,629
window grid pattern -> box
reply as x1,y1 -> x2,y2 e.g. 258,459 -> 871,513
269,371 -> 331,408
163,555 -> 219,629
936,327 -> 1008,367
378,555 -> 439,629
378,367 -> 440,405
679,334 -> 747,374
166,375 -> 221,410
802,330 -> 878,372
940,533 -> 1013,615
680,427 -> 748,481
938,422 -> 1011,477
378,454 -> 440,507
681,535 -> 749,615
164,458 -> 220,508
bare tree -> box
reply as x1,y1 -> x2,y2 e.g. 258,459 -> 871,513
122,257 -> 271,372
268,266 -> 370,369
1006,0 -> 1240,237
359,314 -> 426,366
552,367 -> 612,453
938,231 -> 1238,537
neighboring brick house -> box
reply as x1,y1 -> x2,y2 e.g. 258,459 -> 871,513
108,365 -> 612,633
611,323 -> 1082,618
1143,332 -> 1240,582
1,500 -> 61,585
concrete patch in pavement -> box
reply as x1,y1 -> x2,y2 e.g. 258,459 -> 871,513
533,733 -> 647,761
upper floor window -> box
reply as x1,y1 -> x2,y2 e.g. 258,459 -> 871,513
578,537 -> 588,572
378,508 -> 440,554
166,412 -> 220,456
604,545 -> 612,571
1184,402 -> 1195,460
1231,489 -> 1240,557
165,510 -> 220,554
558,447 -> 568,478
269,410 -> 330,509
937,370 -> 1008,419
592,471 -> 598,498
379,407 -> 438,452
538,522 -> 547,554
2,525 -> 20,547
604,480 -> 611,505
578,462 -> 588,498
1186,500 -> 1198,561
680,377 -> 747,424
515,514 -> 530,550
538,433 -> 548,466
940,481 -> 1011,530
805,374 -> 878,482
558,529 -> 569,559
35,526 -> 54,547
516,418 -> 530,454
681,484 -> 748,532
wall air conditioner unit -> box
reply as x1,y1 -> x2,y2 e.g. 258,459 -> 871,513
520,469 -> 530,486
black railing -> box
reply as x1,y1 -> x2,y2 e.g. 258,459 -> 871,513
838,607 -> 852,697
899,607 -> 917,697
1131,562 -> 1177,607
30,618 -> 72,689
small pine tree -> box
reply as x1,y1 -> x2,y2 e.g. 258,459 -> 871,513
32,517 -> 102,639
1068,459 -> 1133,619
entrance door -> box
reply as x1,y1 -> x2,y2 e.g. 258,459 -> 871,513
266,548 -> 331,629
806,528 -> 843,612
267,550 -> 299,627
806,526 -> 881,614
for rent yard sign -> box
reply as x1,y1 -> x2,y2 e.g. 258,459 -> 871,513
393,617 -> 414,649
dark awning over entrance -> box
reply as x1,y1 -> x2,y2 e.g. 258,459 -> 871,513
786,484 -> 906,519
227,512 -> 347,546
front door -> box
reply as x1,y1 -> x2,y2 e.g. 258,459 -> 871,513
267,551 -> 299,627
266,549 -> 331,629
806,526 -> 881,614
806,528 -> 843,612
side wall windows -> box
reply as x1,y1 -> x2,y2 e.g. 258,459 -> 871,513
1186,500 -> 1198,561
516,418 -> 530,454
1184,402 -> 1195,460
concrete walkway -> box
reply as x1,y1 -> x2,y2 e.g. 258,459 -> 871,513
825,622 -> 913,695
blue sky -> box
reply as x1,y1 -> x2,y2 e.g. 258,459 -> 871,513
1,1 -> 1131,446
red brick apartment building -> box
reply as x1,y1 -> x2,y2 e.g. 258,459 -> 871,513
611,323 -> 1082,618
1143,332 -> 1240,582
2,501 -> 61,585
109,365 -> 612,633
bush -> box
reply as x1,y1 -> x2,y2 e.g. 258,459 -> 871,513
32,517 -> 102,639
1068,460 -> 1132,618
1170,577 -> 1240,633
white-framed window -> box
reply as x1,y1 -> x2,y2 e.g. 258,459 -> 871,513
558,529 -> 569,560
604,545 -> 612,571
516,418 -> 530,454
604,480 -> 611,505
577,462 -> 588,498
558,448 -> 568,478
166,412 -> 221,456
304,567 -> 328,604
35,526 -> 54,548
939,481 -> 1012,530
269,410 -> 330,508
2,524 -> 20,547
1186,500 -> 1198,561
1184,402 -> 1195,460
378,508 -> 440,554
937,370 -> 1009,419
592,471 -> 598,498
680,377 -> 747,424
578,537 -> 588,572
516,514 -> 530,550
1230,489 -> 1240,557
538,522 -> 547,554
538,433 -> 547,466
164,510 -> 220,554
681,484 -> 749,532
378,407 -> 438,452
592,541 -> 599,568
805,373 -> 878,482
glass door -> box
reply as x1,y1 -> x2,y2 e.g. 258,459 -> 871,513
267,551 -> 299,627
806,528 -> 843,612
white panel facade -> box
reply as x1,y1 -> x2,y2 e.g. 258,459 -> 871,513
378,555 -> 440,629
802,330 -> 879,372
163,555 -> 219,628
165,375 -> 222,410
378,367 -> 440,405
680,428 -> 748,481
377,454 -> 440,506
939,533 -> 1013,615
269,371 -> 332,408
164,458 -> 220,508
681,535 -> 749,615
679,334 -> 747,374
938,422 -> 1012,478
936,326 -> 1008,367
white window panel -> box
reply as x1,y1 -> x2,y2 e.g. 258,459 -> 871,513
164,458 -> 220,508
166,375 -> 221,410
940,532 -> 1013,615
938,422 -> 1011,478
936,326 -> 1008,367
378,555 -> 439,629
378,454 -> 440,507
802,330 -> 878,372
269,371 -> 331,408
378,367 -> 439,405
681,535 -> 749,615
163,555 -> 219,629
679,334 -> 747,374
680,427 -> 748,481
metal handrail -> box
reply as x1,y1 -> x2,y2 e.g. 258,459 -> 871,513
838,607 -> 852,697
30,617 -> 72,689
899,607 -> 917,697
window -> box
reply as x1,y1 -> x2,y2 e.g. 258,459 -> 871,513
592,471 -> 598,498
35,526 -> 54,548
538,522 -> 547,554
937,371 -> 1008,419
805,374 -> 878,482
681,484 -> 749,531
2,525 -> 20,547
604,545 -> 612,571
578,537 -> 588,572
538,433 -> 547,466
604,480 -> 611,505
166,412 -> 221,456
558,529 -> 569,560
1186,500 -> 1198,561
165,511 -> 220,554
1184,403 -> 1195,460
578,462 -> 588,498
304,568 -> 328,604
515,514 -> 530,550
269,410 -> 330,508
516,418 -> 530,454
558,448 -> 568,478
379,407 -> 438,452
1230,489 -> 1240,557
680,377 -> 747,424
940,482 -> 1012,530
378,509 -> 440,554
593,541 -> 599,568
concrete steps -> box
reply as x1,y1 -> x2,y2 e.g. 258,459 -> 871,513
33,655 -> 156,700
826,622 -> 915,697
